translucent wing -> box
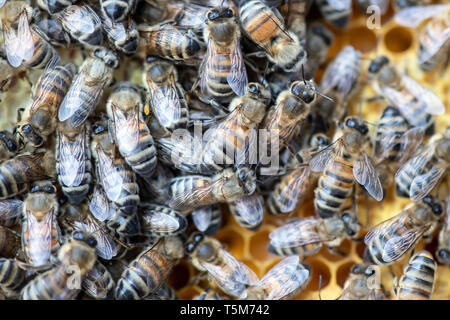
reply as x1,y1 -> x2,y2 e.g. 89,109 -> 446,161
227,38 -> 248,96
418,27 -> 450,64
26,209 -> 54,266
59,5 -> 100,35
229,194 -> 264,227
111,104 -> 139,155
394,4 -> 449,28
96,146 -> 124,202
308,140 -> 341,172
201,248 -> 259,298
269,217 -> 329,248
353,153 -> 383,201
3,11 -> 34,67
381,226 -> 429,263
58,65 -> 106,127
59,131 -> 85,187
395,145 -> 434,180
274,167 -> 312,213
410,167 -> 446,201
402,75 -> 445,115
397,127 -> 424,165
31,65 -> 66,114
0,200 -> 23,220
200,37 -> 217,95
328,0 -> 351,10
192,207 -> 213,232
364,208 -> 410,245
258,256 -> 310,300
0,0 -> 6,8
148,78 -> 182,129
142,209 -> 182,234
89,185 -> 115,222
374,131 -> 403,164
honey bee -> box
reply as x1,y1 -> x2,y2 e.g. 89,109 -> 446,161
0,151 -> 55,200
268,211 -> 360,258
316,0 -> 352,28
185,232 -> 258,299
338,264 -> 387,300
0,130 -> 22,161
246,256 -> 311,300
0,225 -> 21,258
106,82 -> 157,182
55,4 -> 103,49
35,16 -> 70,48
20,230 -> 98,300
143,58 -> 189,130
239,0 -> 306,72
436,197 -> 450,265
395,4 -> 450,71
37,0 -> 76,15
140,203 -> 188,237
364,195 -> 444,265
368,56 -> 444,135
100,0 -> 136,22
138,24 -> 204,64
168,167 -> 256,211
394,250 -> 437,300
357,0 -> 389,15
200,6 -> 248,103
268,133 -> 330,215
191,205 -> 222,235
311,116 -> 383,218
115,236 -> 184,300
101,15 -> 139,55
90,117 -> 141,237
0,1 -> 35,67
0,258 -> 27,298
303,23 -> 333,79
228,194 -> 264,231
82,260 -> 115,300
58,47 -> 118,128
395,128 -> 449,201
23,25 -> 61,70
56,121 -> 92,204
18,63 -> 76,148
393,0 -> 432,12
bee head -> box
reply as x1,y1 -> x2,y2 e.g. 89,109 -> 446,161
206,7 -> 234,22
423,195 -> 443,216
437,249 -> 450,264
236,168 -> 256,195
291,80 -> 315,104
343,117 -> 368,135
341,212 -> 360,238
368,56 -> 389,74
146,59 -> 172,84
91,121 -> 107,135
0,131 -> 18,153
72,230 -> 98,248
206,7 -> 238,43
30,182 -> 56,194
19,123 -> 44,147
309,133 -> 330,149
247,82 -> 271,104
93,47 -> 119,69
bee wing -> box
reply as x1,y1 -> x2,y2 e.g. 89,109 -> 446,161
396,127 -> 424,165
89,185 -> 115,222
200,38 -> 216,94
192,207 -> 213,232
381,225 -> 430,263
227,38 -> 248,96
418,27 -> 450,64
273,167 -> 312,213
111,104 -> 139,155
3,11 -> 34,67
142,209 -> 182,235
402,75 -> 445,115
269,217 -> 327,248
394,4 -> 449,28
149,80 -> 182,129
229,194 -> 264,227
201,248 -> 259,298
31,65 -> 65,114
0,0 -> 6,8
168,176 -> 223,209
91,227 -> 117,260
410,167 -> 446,201
59,131 -> 86,187
308,140 -> 341,172
364,210 -> 409,245
328,0 -> 352,10
58,71 -> 106,127
353,153 -> 383,201
96,146 -> 124,202
374,130 -> 403,164
59,5 -> 101,35
26,208 -> 55,266
395,146 -> 434,181
258,256 -> 310,300
0,200 -> 23,220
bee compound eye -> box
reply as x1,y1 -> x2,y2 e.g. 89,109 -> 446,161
432,204 -> 442,215
87,237 -> 97,248
351,265 -> 361,274
248,83 -> 258,94
194,233 -> 204,244
438,249 -> 449,259
365,268 -> 375,276
186,242 -> 195,253
346,118 -> 356,128
207,11 -> 220,20
359,125 -> 368,135
72,231 -> 85,241
223,9 -> 233,18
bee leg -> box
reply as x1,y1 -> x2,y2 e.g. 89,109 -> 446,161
327,246 -> 347,257
16,108 -> 25,123
246,51 -> 267,59
80,47 -> 87,60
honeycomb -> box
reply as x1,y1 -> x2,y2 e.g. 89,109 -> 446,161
0,1 -> 448,301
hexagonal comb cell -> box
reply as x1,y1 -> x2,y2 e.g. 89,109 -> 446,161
383,26 -> 413,53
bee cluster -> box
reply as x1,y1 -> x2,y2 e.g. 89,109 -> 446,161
0,0 -> 448,300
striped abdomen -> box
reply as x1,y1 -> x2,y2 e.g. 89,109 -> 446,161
142,27 -> 203,61
418,17 -> 450,71
0,258 -> 26,291
115,250 -> 174,299
375,106 -> 409,161
268,240 -> 322,259
0,226 -> 21,258
314,154 -> 354,218
316,0 -> 351,28
397,251 -> 436,300
24,30 -> 60,69
169,175 -> 215,210
395,154 -> 437,198
141,204 -> 187,237
20,267 -> 79,300
122,121 -> 157,181
0,153 -> 47,199
202,44 -> 234,101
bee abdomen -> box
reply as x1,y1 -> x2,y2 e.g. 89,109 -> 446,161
24,31 -> 60,70
0,258 -> 26,291
397,251 -> 436,300
124,131 -> 157,180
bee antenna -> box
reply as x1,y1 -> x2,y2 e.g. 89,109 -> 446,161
314,90 -> 334,102
301,65 -> 307,86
